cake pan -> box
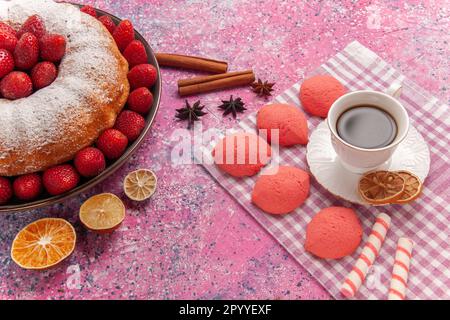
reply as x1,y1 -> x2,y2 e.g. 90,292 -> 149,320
0,4 -> 162,212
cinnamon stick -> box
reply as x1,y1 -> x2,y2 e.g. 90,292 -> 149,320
178,70 -> 253,87
178,70 -> 255,96
156,53 -> 228,74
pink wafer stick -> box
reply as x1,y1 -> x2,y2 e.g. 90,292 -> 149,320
340,213 -> 391,298
388,237 -> 414,300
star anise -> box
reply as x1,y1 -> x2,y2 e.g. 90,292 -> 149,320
251,79 -> 275,98
175,100 -> 207,129
218,95 -> 247,118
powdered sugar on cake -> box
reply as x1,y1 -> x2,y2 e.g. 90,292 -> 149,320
0,0 -> 129,175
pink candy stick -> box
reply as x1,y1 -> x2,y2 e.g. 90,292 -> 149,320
388,237 -> 414,300
340,213 -> 391,298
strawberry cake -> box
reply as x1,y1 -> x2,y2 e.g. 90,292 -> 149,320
0,0 -> 129,177
0,1 -> 158,205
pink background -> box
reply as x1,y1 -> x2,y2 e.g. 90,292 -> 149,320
0,0 -> 448,299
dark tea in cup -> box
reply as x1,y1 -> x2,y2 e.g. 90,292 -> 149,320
336,105 -> 397,149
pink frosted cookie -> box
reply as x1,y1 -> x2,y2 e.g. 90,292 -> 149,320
212,132 -> 272,177
299,75 -> 346,118
305,207 -> 362,259
256,103 -> 308,146
251,166 -> 310,214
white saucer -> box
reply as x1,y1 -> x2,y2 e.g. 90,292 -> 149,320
306,121 -> 431,205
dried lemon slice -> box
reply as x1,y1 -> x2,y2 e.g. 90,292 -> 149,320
79,193 -> 125,233
358,171 -> 405,205
124,169 -> 157,201
394,171 -> 423,204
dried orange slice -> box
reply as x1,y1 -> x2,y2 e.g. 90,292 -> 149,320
11,218 -> 76,270
123,169 -> 157,201
79,193 -> 125,233
358,170 -> 405,204
394,171 -> 423,204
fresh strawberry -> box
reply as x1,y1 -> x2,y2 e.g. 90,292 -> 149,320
127,87 -> 153,114
96,129 -> 129,159
39,34 -> 66,62
0,49 -> 14,79
13,173 -> 42,201
74,147 -> 106,177
98,15 -> 116,34
31,61 -> 57,89
0,177 -> 13,205
127,64 -> 157,89
0,22 -> 17,37
123,40 -> 148,67
80,5 -> 97,18
113,19 -> 134,52
43,164 -> 80,196
114,110 -> 146,142
18,15 -> 47,39
14,32 -> 39,70
0,31 -> 18,52
0,71 -> 33,100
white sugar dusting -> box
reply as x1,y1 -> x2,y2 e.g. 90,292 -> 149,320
0,0 -> 126,174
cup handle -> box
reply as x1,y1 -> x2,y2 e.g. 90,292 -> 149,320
386,82 -> 402,98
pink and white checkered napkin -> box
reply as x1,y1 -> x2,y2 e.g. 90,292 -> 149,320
201,41 -> 450,300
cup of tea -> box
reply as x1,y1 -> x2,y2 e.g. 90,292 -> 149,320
327,83 -> 409,173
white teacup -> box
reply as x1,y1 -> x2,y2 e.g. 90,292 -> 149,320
327,83 -> 409,173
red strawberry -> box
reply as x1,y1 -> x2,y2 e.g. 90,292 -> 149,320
43,164 -> 80,196
14,32 -> 39,70
96,129 -> 128,159
127,64 -> 157,89
0,31 -> 18,52
40,34 -> 66,63
80,5 -> 97,18
74,147 -> 106,177
13,173 -> 42,201
114,110 -> 146,142
0,49 -> 14,79
113,19 -> 134,52
31,62 -> 57,89
18,15 -> 47,39
0,22 -> 17,37
98,15 -> 116,34
127,87 -> 153,114
123,40 -> 148,67
0,177 -> 13,205
0,71 -> 33,100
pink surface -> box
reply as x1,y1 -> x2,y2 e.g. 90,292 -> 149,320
0,0 -> 449,300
